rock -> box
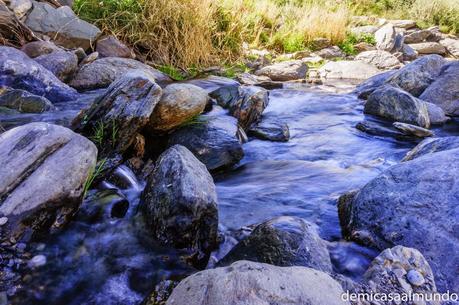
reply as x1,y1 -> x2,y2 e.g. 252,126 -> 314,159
311,37 -> 331,50
375,23 -> 396,51
73,70 -> 162,155
388,19 -> 417,29
338,149 -> 459,292
25,1 -> 101,50
392,32 -> 404,52
350,25 -> 379,36
0,122 -> 97,241
392,122 -> 433,138
404,29 -> 433,44
80,51 -> 98,66
319,61 -> 380,80
419,61 -> 459,115
166,261 -> 349,305
249,120 -> 290,142
34,50 -> 78,82
440,38 -> 459,57
0,46 -> 79,103
315,46 -> 345,59
228,86 -> 269,130
364,246 -> 438,304
70,57 -> 171,90
409,42 -> 446,55
355,120 -> 410,140
0,87 -> 54,113
365,85 -> 430,128
168,114 -> 244,172
255,60 -> 307,81
235,73 -> 282,90
148,83 -> 209,133
20,41 -> 60,58
9,0 -> 31,19
401,43 -> 418,61
96,35 -> 135,59
28,254 -> 46,268
425,102 -> 449,125
353,70 -> 396,99
73,47 -> 86,63
354,42 -> 376,52
385,54 -> 445,97
355,50 -> 401,70
140,145 -> 218,267
402,136 -> 459,161
219,216 -> 333,272
0,217 -> 8,226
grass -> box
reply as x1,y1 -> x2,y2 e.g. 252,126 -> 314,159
83,158 -> 107,198
89,120 -> 119,149
338,32 -> 376,55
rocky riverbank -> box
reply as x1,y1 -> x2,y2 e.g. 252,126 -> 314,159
1,0 -> 459,304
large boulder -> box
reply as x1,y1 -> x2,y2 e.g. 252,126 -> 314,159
34,50 -> 78,83
439,38 -> 459,57
319,61 -> 380,80
375,23 -> 396,51
408,42 -> 446,55
365,85 -> 430,128
166,260 -> 350,305
0,123 -> 97,241
0,46 -> 79,103
338,149 -> 459,292
219,216 -> 333,273
353,70 -> 396,99
25,1 -> 101,50
96,35 -> 135,59
419,61 -> 459,116
148,83 -> 209,133
402,136 -> 459,161
0,87 -> 54,113
69,57 -> 171,90
355,50 -> 401,70
385,54 -> 445,97
255,60 -> 307,81
168,114 -> 244,172
73,70 -> 162,156
140,145 -> 218,267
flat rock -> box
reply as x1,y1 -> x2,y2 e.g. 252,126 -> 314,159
404,29 -> 433,44
0,122 -> 97,241
70,57 -> 171,90
355,50 -> 401,70
0,87 -> 54,113
356,120 -> 409,140
34,50 -> 78,83
319,61 -> 380,80
402,136 -> 459,161
255,60 -> 307,81
388,19 -> 417,29
408,42 -> 446,55
392,122 -> 433,138
166,260 -> 350,305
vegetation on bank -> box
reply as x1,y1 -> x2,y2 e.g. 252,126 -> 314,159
73,0 -> 459,68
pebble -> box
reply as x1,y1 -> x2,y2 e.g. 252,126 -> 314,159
28,255 -> 47,268
0,217 -> 8,226
407,269 -> 425,286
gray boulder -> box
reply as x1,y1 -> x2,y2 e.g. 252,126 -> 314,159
249,120 -> 290,142
25,1 -> 101,50
419,61 -> 459,116
0,122 -> 97,241
375,23 -> 396,51
319,61 -> 380,80
228,86 -> 269,130
353,70 -> 396,99
338,149 -> 459,292
315,46 -> 345,59
219,216 -> 333,273
402,136 -> 459,161
35,50 -> 78,83
168,114 -> 244,172
365,85 -> 430,128
409,42 -> 446,55
0,46 -> 78,102
96,35 -> 135,59
404,29 -> 433,44
166,260 -> 350,305
255,60 -> 307,81
425,102 -> 449,125
385,54 -> 445,96
70,57 -> 171,90
140,145 -> 218,267
0,87 -> 54,113
355,50 -> 401,70
401,44 -> 418,61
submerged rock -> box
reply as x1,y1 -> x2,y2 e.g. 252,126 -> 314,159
166,260 -> 349,305
219,216 -> 333,272
0,46 -> 79,103
34,50 -> 78,83
141,145 -> 218,267
392,122 -> 433,138
255,60 -> 307,81
402,136 -> 459,161
0,88 -> 54,113
249,120 -> 290,142
0,122 -> 97,242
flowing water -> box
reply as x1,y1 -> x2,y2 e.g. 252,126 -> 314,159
6,79 -> 457,305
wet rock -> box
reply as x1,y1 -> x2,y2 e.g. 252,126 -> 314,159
0,122 -> 97,242
227,86 -> 268,130
255,60 -> 307,81
355,50 -> 401,70
401,43 -> 418,61
96,35 -> 135,59
167,261 -> 349,305
392,122 -> 433,138
73,70 -> 162,156
249,120 -> 289,142
385,54 -> 445,97
404,29 -> 433,44
315,46 -> 345,59
364,246 -> 438,304
141,145 -> 218,267
34,50 -> 78,83
70,57 -> 171,90
375,23 -> 396,51
219,216 -> 333,272
0,46 -> 79,103
419,61 -> 459,116
402,136 -> 459,161
20,41 -> 60,58
25,1 -> 101,50
365,85 -> 430,128
440,38 -> 459,57
356,120 -> 410,140
168,114 -> 244,172
235,73 -> 282,90
409,42 -> 446,55
148,83 -> 209,133
425,102 -> 449,125
338,149 -> 459,292
319,61 -> 380,80
0,88 -> 54,113
353,70 -> 396,99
